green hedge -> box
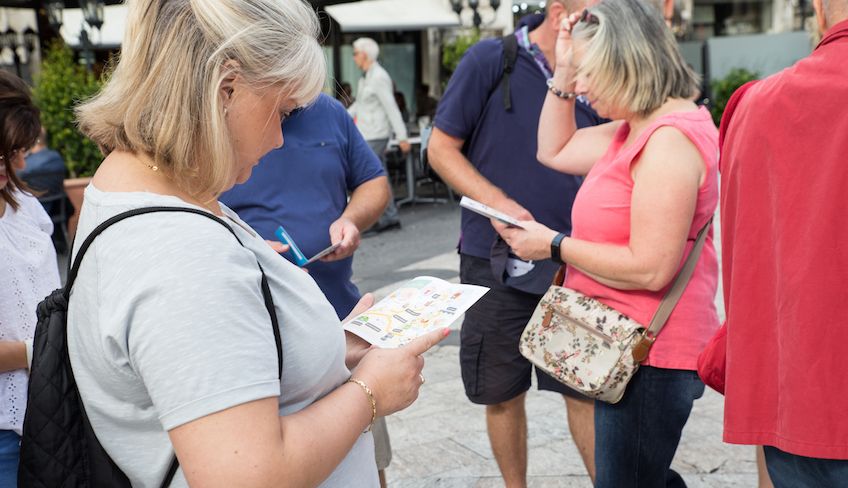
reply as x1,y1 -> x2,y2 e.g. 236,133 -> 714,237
710,68 -> 759,126
33,41 -> 103,178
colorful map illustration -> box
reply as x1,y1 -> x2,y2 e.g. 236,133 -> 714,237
343,276 -> 489,348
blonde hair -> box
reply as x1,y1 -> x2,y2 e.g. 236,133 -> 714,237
572,0 -> 699,118
76,0 -> 325,198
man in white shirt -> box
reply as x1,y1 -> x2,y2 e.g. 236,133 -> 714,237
348,37 -> 409,232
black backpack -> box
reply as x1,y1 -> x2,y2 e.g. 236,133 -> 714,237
18,206 -> 283,488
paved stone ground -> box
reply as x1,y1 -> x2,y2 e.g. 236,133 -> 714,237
356,207 -> 759,487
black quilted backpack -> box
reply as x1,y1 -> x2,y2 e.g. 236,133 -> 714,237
18,207 -> 282,488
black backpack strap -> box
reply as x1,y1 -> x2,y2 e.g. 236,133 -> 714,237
500,34 -> 519,111
66,206 -> 284,487
160,455 -> 180,488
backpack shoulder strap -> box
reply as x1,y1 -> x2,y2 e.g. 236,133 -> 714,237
500,34 -> 519,111
65,206 -> 283,488
64,205 -> 282,377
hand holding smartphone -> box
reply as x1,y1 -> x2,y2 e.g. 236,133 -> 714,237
459,196 -> 526,229
275,225 -> 341,267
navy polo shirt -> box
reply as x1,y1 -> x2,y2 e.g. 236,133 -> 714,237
221,93 -> 385,318
434,37 -> 606,260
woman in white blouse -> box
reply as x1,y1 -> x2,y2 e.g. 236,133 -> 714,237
0,71 -> 61,488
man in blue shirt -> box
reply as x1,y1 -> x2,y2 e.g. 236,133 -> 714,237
222,93 -> 389,318
20,130 -> 69,251
220,93 -> 394,483
428,1 -> 603,486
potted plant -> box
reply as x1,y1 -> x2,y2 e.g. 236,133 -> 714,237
33,40 -> 103,239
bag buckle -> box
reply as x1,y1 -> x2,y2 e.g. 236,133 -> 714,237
631,332 -> 656,363
542,309 -> 554,328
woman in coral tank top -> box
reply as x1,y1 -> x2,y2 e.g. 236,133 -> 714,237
494,1 -> 720,486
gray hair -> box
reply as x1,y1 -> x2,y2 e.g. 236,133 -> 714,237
353,37 -> 380,61
572,0 -> 700,118
76,0 -> 325,198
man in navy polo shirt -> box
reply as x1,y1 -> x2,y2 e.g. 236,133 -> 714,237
428,1 -> 604,485
221,93 -> 388,318
220,93 -> 395,484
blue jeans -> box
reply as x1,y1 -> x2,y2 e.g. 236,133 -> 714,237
0,430 -> 20,488
764,445 -> 848,488
594,366 -> 705,488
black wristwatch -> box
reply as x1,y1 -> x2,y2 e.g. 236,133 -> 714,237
550,232 -> 566,264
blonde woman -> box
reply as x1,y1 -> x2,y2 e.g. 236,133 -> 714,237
65,1 -> 444,487
493,0 -> 720,486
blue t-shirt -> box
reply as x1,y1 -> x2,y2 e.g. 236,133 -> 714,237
434,37 -> 606,260
221,93 -> 385,318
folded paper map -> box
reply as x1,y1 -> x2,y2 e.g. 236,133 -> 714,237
343,276 -> 489,348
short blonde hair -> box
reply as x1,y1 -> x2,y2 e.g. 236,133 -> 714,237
76,0 -> 325,198
572,0 -> 699,118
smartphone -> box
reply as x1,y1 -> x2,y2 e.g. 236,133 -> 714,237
304,242 -> 341,265
275,225 -> 309,266
459,196 -> 525,229
275,226 -> 342,266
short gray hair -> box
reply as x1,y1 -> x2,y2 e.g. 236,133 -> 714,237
353,37 -> 380,61
572,0 -> 699,118
76,0 -> 325,198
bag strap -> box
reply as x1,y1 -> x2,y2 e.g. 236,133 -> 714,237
632,217 -> 712,361
646,217 -> 712,335
65,206 -> 284,487
500,34 -> 518,111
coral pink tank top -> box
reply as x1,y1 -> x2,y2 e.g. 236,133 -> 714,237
564,106 -> 720,370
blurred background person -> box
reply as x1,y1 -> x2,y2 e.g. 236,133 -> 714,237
498,1 -> 721,486
18,128 -> 69,253
0,71 -> 61,488
414,84 -> 438,122
220,92 -> 396,486
349,37 -> 409,233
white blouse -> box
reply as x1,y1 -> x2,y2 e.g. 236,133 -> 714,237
0,190 -> 60,435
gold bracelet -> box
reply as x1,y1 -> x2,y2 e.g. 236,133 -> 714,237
347,378 -> 377,433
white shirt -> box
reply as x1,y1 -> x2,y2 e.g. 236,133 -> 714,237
0,190 -> 60,435
348,62 -> 408,142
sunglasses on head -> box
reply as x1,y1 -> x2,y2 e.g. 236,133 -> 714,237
579,9 -> 600,25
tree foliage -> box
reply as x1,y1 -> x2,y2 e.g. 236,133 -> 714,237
442,30 -> 481,78
33,41 -> 103,178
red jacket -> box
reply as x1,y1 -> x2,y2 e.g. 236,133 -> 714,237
720,19 -> 848,459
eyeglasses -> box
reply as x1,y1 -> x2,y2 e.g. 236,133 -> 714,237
579,9 -> 599,25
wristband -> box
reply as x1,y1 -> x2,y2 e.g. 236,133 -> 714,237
551,232 -> 567,264
347,378 -> 377,433
546,78 -> 577,100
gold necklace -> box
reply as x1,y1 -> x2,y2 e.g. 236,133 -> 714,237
137,157 -> 160,173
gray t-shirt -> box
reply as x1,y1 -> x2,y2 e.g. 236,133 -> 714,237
68,185 -> 378,487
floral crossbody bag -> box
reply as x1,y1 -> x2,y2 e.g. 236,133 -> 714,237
519,219 -> 711,404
